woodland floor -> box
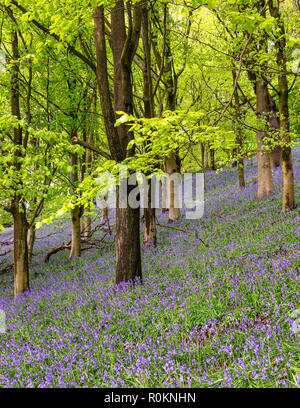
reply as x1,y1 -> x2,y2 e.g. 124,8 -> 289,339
0,148 -> 299,388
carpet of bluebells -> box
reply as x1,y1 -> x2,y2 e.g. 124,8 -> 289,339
0,148 -> 299,388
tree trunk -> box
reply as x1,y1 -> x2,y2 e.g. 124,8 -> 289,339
84,205 -> 92,239
232,69 -> 245,188
271,145 -> 281,168
116,186 -> 142,284
94,3 -> 143,285
12,200 -> 29,296
143,181 -> 157,248
282,146 -> 294,211
27,225 -> 35,264
269,2 -> 295,211
160,175 -> 168,213
70,205 -> 81,258
69,152 -> 82,258
200,142 -> 206,190
143,209 -> 156,248
257,135 -> 274,199
160,4 -> 181,222
100,196 -> 108,224
200,142 -> 205,172
205,147 -> 209,169
166,152 -> 181,222
80,215 -> 85,234
238,159 -> 245,188
141,8 -> 157,246
10,23 -> 29,296
210,148 -> 215,170
256,79 -> 274,199
279,85 -> 294,210
267,92 -> 282,168
244,11 -> 281,172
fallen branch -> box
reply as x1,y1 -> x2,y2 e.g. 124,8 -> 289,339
44,244 -> 71,263
156,220 -> 208,247
0,248 -> 12,257
0,264 -> 12,276
0,240 -> 13,246
44,227 -> 115,262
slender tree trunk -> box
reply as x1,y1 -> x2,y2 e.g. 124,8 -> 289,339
12,200 -> 29,296
200,142 -> 205,172
232,69 -> 245,188
94,3 -> 143,285
256,79 -> 274,199
82,106 -> 94,239
247,72 -> 281,169
142,8 -> 156,247
84,205 -> 92,239
165,153 -> 181,222
27,225 -> 35,264
100,196 -> 108,224
159,4 -> 181,221
281,145 -> 294,211
267,93 -> 282,168
70,204 -> 81,258
238,159 -> 245,188
69,152 -> 82,258
210,148 -> 215,170
166,152 -> 181,222
244,12 -> 281,172
83,136 -> 93,239
232,149 -> 238,167
143,182 -> 157,248
205,147 -> 209,169
161,175 -> 168,213
10,22 -> 29,296
80,216 -> 85,235
269,1 -> 295,211
200,142 -> 206,190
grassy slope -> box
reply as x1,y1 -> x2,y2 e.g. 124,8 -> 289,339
0,149 -> 299,388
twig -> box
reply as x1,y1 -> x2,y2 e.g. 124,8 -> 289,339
156,220 -> 208,247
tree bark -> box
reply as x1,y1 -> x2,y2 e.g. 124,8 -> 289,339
83,205 -> 92,239
143,183 -> 157,248
82,98 -> 95,240
238,159 -> 245,188
69,152 -> 82,258
70,204 -> 81,258
12,200 -> 29,297
243,6 -> 281,172
100,196 -> 108,224
158,4 -> 181,221
271,145 -> 281,168
205,147 -> 209,169
142,8 -> 156,247
27,225 -> 35,264
200,142 -> 206,190
166,152 -> 181,222
256,79 -> 274,199
210,148 -> 216,170
269,1 -> 295,211
267,92 -> 282,168
94,3 -> 143,284
160,174 -> 168,213
232,69 -> 245,188
116,186 -> 142,284
10,22 -> 30,296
